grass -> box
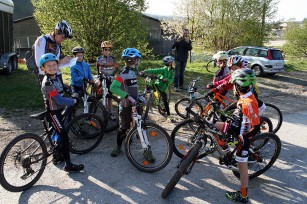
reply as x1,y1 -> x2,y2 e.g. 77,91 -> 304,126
284,58 -> 307,72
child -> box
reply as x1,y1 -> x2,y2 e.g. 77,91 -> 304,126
212,51 -> 230,83
141,56 -> 175,121
109,48 -> 151,160
70,46 -> 94,96
96,41 -> 119,119
214,69 -> 260,203
40,53 -> 84,172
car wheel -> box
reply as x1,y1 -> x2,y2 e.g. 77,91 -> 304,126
252,65 -> 263,76
4,60 -> 12,75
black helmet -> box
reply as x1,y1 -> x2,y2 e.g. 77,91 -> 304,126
72,46 -> 85,55
162,56 -> 175,65
55,20 -> 73,39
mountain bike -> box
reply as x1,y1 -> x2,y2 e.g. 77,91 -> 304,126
124,102 -> 173,173
161,107 -> 281,199
92,74 -> 120,132
140,74 -> 170,120
0,111 -> 105,192
175,77 -> 282,133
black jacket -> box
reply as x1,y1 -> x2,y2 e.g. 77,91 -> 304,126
172,38 -> 192,62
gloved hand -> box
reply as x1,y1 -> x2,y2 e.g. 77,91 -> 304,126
138,95 -> 147,105
206,83 -> 214,89
162,78 -> 168,82
127,95 -> 136,106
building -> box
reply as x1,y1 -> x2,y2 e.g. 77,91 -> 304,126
12,0 -> 173,57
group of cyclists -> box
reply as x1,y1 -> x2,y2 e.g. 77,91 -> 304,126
32,19 -> 267,203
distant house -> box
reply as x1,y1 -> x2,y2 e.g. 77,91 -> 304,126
12,1 -> 172,57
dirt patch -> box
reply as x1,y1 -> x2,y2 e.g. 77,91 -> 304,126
0,71 -> 306,147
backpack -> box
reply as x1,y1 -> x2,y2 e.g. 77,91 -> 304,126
25,36 -> 59,74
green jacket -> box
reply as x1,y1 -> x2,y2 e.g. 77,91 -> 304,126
144,66 -> 174,92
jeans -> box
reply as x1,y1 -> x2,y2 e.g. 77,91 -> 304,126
174,60 -> 187,88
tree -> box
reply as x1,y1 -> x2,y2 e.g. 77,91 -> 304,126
161,0 -> 279,52
32,0 -> 151,61
283,21 -> 307,57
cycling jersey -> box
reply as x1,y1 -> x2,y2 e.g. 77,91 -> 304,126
70,61 -> 94,87
41,75 -> 75,111
34,33 -> 61,75
144,66 -> 174,92
213,67 -> 231,83
96,55 -> 118,76
110,66 -> 138,107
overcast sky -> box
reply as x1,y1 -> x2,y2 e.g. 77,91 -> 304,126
145,0 -> 307,21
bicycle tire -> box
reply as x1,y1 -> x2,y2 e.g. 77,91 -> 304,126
174,98 -> 191,119
232,132 -> 281,179
262,103 -> 283,133
0,133 -> 48,192
161,141 -> 202,199
67,113 -> 105,154
125,122 -> 173,173
142,92 -> 153,121
104,95 -> 120,132
88,96 -> 109,129
186,100 -> 205,119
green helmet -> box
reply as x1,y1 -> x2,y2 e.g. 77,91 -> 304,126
230,68 -> 256,87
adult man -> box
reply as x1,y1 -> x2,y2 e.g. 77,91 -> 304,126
34,20 -> 73,85
171,28 -> 192,92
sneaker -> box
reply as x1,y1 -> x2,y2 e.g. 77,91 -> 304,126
143,149 -> 155,163
52,154 -> 64,165
63,164 -> 84,173
111,146 -> 122,157
226,191 -> 249,203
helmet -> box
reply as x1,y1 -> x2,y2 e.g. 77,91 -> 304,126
101,41 -> 112,48
39,53 -> 58,68
55,20 -> 73,39
230,68 -> 256,87
162,56 -> 175,65
227,55 -> 244,67
213,51 -> 228,60
72,46 -> 85,54
241,57 -> 249,68
122,48 -> 142,59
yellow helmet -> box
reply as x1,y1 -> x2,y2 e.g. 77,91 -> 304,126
101,41 -> 112,48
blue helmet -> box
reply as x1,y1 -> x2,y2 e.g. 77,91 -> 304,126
122,48 -> 142,59
39,53 -> 59,68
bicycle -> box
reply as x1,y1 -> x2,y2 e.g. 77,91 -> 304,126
161,107 -> 281,199
92,74 -> 120,132
140,74 -> 171,120
175,77 -> 283,133
124,102 -> 173,173
172,95 -> 273,159
0,111 -> 105,192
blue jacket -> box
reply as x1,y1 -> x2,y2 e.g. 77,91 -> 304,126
70,61 -> 94,87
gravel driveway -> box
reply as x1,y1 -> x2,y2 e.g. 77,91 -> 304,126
0,71 -> 306,203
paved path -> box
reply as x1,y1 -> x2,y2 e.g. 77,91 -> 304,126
0,111 -> 307,204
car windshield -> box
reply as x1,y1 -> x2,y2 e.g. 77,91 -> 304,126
271,50 -> 284,60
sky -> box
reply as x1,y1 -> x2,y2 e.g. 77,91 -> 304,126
145,0 -> 307,22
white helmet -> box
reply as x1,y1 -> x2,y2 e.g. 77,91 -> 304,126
213,51 -> 229,60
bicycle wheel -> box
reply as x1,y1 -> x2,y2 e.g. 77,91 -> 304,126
262,103 -> 283,133
67,113 -> 105,154
232,132 -> 281,179
186,100 -> 204,119
0,133 -> 48,192
88,96 -> 108,129
174,98 -> 191,119
161,141 -> 202,199
125,122 -> 173,173
105,95 -> 120,132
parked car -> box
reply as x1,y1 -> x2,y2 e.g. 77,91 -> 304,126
227,46 -> 284,76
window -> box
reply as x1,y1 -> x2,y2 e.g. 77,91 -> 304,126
229,47 -> 245,55
271,50 -> 284,60
258,50 -> 268,58
245,48 -> 259,56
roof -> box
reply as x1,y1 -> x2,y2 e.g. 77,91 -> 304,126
14,15 -> 34,23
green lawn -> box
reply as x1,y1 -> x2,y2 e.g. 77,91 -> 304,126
1,58 -> 305,111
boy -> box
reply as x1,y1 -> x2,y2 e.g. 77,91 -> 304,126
70,46 -> 94,95
109,48 -> 149,158
212,51 -> 230,83
96,41 -> 119,119
141,56 -> 175,121
40,53 -> 84,172
214,69 -> 260,203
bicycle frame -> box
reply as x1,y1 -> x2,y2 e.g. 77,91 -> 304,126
131,105 -> 150,150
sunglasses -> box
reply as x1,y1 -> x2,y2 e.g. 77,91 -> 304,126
104,48 -> 111,51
